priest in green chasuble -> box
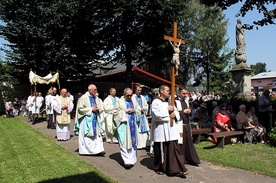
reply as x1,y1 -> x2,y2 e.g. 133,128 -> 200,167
113,88 -> 141,169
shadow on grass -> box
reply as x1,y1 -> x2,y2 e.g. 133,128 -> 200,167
38,172 -> 113,183
203,144 -> 218,149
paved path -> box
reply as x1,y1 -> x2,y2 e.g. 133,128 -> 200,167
21,117 -> 276,183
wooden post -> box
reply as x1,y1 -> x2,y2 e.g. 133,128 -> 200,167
164,22 -> 185,126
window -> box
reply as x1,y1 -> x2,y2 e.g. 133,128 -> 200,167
257,81 -> 262,83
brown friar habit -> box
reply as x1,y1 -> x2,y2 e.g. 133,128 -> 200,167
175,97 -> 200,165
152,97 -> 187,175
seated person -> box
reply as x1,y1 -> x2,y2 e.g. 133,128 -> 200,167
236,105 -> 255,130
236,104 -> 257,144
5,102 -> 14,118
212,100 -> 223,121
13,97 -> 21,116
247,106 -> 266,143
191,102 -> 199,117
214,105 -> 235,143
214,105 -> 235,132
192,103 -> 213,129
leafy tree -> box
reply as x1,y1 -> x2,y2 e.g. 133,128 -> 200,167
250,62 -> 268,76
0,0 -> 233,91
0,0 -> 175,84
201,0 -> 276,28
177,1 -> 233,93
0,0 -> 104,83
0,60 -> 18,106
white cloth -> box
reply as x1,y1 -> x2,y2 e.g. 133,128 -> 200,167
56,124 -> 71,140
29,70 -> 59,85
45,94 -> 51,114
119,141 -> 137,165
132,94 -> 149,149
150,98 -> 180,142
78,117 -> 105,155
113,96 -> 140,165
37,96 -> 44,106
74,92 -> 105,155
113,96 -> 141,149
45,94 -> 57,114
26,95 -> 34,112
31,96 -> 44,114
103,95 -> 119,142
69,95 -> 74,102
53,96 -> 74,140
175,99 -> 184,144
137,132 -> 149,149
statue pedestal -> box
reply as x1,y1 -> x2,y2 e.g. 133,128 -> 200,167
230,63 -> 252,97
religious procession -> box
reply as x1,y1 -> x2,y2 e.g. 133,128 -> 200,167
8,79 -> 275,180
1,2 -> 276,182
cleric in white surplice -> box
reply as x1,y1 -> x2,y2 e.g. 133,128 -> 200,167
52,88 -> 74,141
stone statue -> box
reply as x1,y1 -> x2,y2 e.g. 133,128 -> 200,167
231,19 -> 252,98
235,19 -> 247,65
169,39 -> 181,76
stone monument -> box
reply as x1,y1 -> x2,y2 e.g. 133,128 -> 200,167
230,19 -> 252,97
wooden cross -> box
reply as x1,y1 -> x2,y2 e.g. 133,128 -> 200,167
164,22 -> 186,126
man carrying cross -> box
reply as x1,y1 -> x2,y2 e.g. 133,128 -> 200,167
149,22 -> 188,178
151,85 -> 188,178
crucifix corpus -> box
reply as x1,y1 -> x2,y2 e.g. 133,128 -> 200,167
164,22 -> 186,126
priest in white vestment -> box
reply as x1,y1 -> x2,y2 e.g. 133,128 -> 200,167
103,88 -> 119,143
74,84 -> 105,156
113,88 -> 141,169
53,88 -> 74,141
132,85 -> 149,149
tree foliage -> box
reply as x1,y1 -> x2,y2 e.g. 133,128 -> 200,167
177,1 -> 233,93
0,0 -> 102,82
201,0 -> 276,28
0,0 -> 232,93
0,60 -> 18,104
250,62 -> 268,76
0,0 -> 185,83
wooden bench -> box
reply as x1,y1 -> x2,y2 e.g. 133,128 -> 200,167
207,131 -> 244,148
192,128 -> 212,144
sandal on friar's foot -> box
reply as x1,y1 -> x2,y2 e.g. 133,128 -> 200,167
154,170 -> 164,175
177,171 -> 188,178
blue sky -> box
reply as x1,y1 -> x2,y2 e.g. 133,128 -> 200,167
224,2 -> 276,71
1,2 -> 275,71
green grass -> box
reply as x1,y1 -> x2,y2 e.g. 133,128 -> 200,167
1,116 -> 276,182
194,140 -> 276,177
0,117 -> 117,183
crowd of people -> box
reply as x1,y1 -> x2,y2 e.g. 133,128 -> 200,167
4,96 -> 27,118
188,91 -> 274,144
3,84 -> 275,179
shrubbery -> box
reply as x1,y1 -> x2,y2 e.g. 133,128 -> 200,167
268,122 -> 276,147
